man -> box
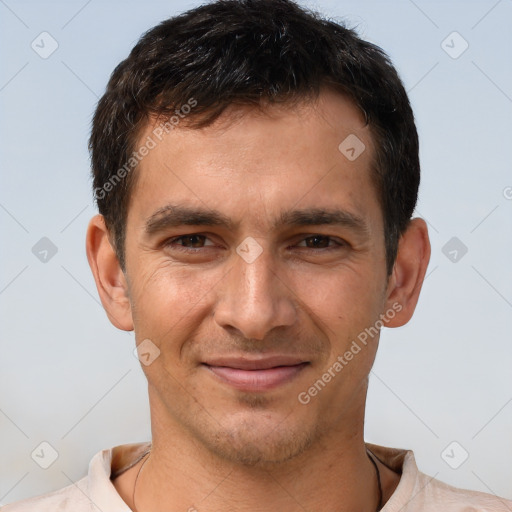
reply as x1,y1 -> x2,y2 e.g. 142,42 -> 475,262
4,0 -> 511,510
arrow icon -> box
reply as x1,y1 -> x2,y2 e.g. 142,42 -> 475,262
441,31 -> 468,59
236,237 -> 263,263
31,31 -> 59,59
441,440 -> 469,469
31,441 -> 59,468
32,237 -> 58,262
338,134 -> 365,161
442,237 -> 467,263
134,339 -> 161,366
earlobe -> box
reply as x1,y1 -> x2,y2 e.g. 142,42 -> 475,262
86,214 -> 134,331
384,218 -> 431,328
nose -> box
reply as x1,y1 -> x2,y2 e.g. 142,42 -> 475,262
213,242 -> 297,341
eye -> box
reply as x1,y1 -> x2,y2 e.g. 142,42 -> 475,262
162,233 -> 346,255
295,235 -> 345,251
164,234 -> 215,251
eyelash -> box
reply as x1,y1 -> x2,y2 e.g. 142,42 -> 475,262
163,234 -> 346,253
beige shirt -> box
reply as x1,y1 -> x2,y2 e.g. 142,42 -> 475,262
3,442 -> 511,511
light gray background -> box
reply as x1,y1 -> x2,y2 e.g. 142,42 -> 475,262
1,0 -> 511,505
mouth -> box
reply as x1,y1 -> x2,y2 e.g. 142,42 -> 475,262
202,356 -> 310,392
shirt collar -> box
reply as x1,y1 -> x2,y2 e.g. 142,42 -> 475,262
88,442 -> 151,511
86,441 -> 417,511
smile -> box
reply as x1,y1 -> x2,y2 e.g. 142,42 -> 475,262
202,357 -> 310,392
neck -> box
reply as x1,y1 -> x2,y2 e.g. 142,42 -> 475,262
120,393 -> 396,512
140,442 -> 378,512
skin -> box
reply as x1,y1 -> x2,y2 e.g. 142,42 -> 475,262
87,87 -> 431,512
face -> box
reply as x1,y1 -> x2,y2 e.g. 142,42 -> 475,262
119,89 -> 396,465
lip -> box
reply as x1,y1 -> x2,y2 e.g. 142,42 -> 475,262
202,356 -> 309,392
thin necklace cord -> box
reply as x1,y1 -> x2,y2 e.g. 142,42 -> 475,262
132,449 -> 383,512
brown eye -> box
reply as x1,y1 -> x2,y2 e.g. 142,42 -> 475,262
177,235 -> 207,248
164,234 -> 215,251
296,235 -> 344,250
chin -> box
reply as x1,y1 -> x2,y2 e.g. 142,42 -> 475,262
201,409 -> 321,467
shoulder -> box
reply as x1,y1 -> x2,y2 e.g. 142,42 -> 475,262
1,477 -> 95,512
366,443 -> 512,511
413,471 -> 512,511
1,443 -> 149,512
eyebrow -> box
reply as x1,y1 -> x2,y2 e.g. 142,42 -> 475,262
145,204 -> 370,238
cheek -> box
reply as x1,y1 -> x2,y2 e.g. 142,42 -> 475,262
129,261 -> 221,340
297,267 -> 385,390
290,263 -> 383,330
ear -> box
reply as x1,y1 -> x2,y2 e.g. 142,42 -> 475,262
383,217 -> 431,327
86,214 -> 134,331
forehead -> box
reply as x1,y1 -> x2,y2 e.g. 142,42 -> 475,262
128,88 -> 382,235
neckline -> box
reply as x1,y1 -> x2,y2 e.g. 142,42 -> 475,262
106,441 -> 415,511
